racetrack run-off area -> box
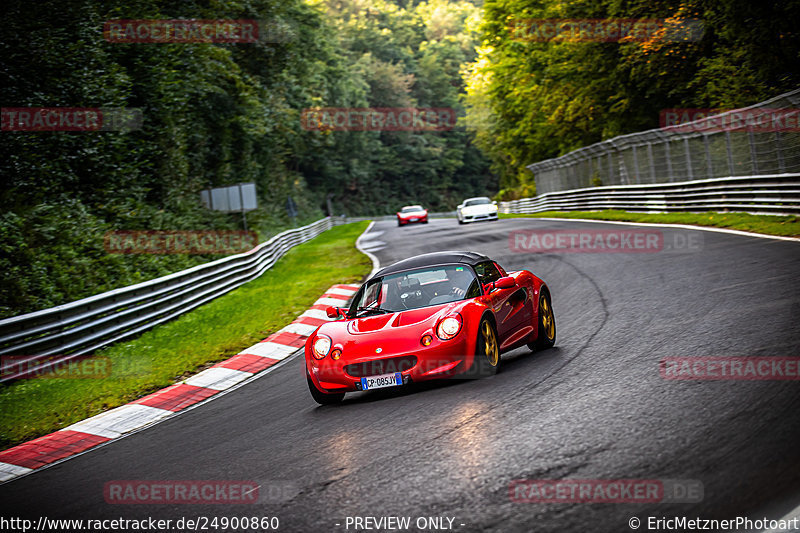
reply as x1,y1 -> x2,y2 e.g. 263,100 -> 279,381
1,218 -> 799,533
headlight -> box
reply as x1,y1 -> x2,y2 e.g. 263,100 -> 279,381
436,315 -> 462,340
312,335 -> 332,359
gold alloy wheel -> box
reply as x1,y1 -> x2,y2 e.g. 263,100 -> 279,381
540,294 -> 555,341
482,321 -> 499,367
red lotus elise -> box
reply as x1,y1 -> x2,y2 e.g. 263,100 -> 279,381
305,251 -> 556,404
396,205 -> 428,226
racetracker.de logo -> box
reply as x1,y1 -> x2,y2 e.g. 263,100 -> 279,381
300,108 -> 456,132
660,108 -> 800,133
660,357 -> 800,381
509,479 -> 703,503
1,108 -> 143,132
103,20 -> 259,43
104,481 -> 258,504
1,356 -> 112,380
510,229 -> 663,253
104,230 -> 258,255
509,18 -> 704,43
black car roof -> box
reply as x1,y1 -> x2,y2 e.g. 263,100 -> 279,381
373,251 -> 491,278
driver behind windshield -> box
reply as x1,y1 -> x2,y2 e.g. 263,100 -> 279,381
352,266 -> 480,315
446,268 -> 474,298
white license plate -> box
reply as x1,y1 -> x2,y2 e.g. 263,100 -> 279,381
409,218 -> 418,222
361,372 -> 402,390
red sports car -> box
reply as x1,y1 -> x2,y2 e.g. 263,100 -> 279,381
305,251 -> 556,404
396,205 -> 428,226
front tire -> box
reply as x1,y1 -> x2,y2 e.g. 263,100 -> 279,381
467,318 -> 500,378
307,371 -> 344,405
529,290 -> 556,351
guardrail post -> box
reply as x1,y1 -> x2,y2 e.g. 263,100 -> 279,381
684,137 -> 693,180
748,129 -> 759,174
632,145 -> 641,183
647,143 -> 656,182
664,140 -> 673,181
703,134 -> 713,177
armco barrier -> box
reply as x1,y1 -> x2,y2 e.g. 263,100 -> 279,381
499,174 -> 800,216
0,217 -> 332,382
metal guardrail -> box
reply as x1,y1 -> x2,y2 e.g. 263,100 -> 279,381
499,174 -> 800,216
0,217 -> 333,382
528,89 -> 800,195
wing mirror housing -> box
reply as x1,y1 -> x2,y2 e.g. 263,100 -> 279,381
326,306 -> 342,319
494,276 -> 516,290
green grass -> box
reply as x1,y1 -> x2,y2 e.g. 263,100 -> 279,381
0,222 -> 372,450
500,210 -> 800,238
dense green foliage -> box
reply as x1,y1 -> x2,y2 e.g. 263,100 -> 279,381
1,0 -> 493,318
300,0 -> 494,214
464,0 -> 800,199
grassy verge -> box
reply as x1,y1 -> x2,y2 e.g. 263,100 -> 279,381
500,210 -> 800,238
0,222 -> 372,450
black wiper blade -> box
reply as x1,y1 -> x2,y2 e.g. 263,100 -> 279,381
356,306 -> 393,316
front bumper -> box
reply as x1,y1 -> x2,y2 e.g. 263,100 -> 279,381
307,337 -> 474,393
461,211 -> 498,222
398,215 -> 428,225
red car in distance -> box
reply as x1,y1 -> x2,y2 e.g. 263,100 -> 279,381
305,251 -> 556,404
396,205 -> 428,226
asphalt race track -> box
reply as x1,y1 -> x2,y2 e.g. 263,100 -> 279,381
2,218 -> 800,532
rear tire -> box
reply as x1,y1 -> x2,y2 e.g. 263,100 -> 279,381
466,318 -> 500,378
307,372 -> 344,405
529,290 -> 556,351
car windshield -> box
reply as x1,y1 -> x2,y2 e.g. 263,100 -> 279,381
401,206 -> 423,213
464,198 -> 491,206
350,265 -> 480,316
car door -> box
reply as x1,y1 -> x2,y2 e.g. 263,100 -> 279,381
474,261 -> 514,339
475,261 -> 531,347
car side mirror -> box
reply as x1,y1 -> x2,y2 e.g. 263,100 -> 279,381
457,204 -> 463,209
494,276 -> 516,290
492,200 -> 497,205
326,306 -> 342,319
